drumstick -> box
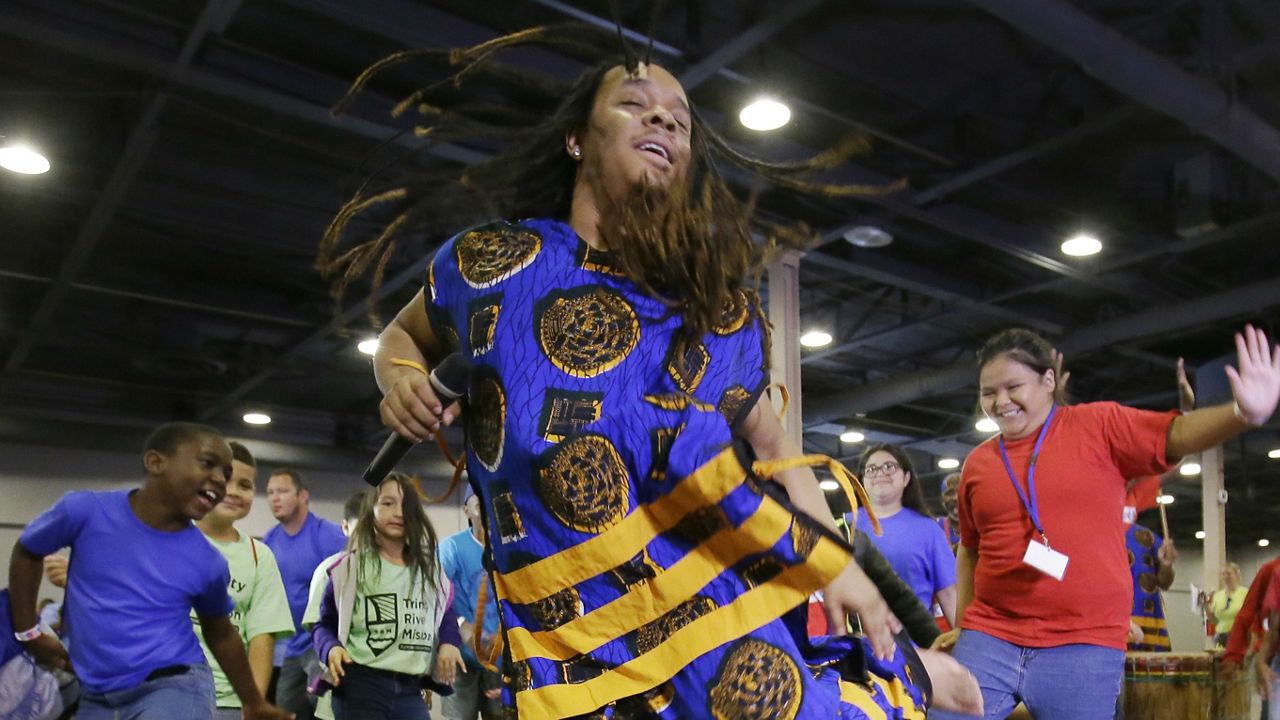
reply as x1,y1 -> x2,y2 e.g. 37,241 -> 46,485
1159,501 -> 1170,540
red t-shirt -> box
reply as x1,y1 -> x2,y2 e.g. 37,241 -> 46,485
1225,556 -> 1280,664
959,402 -> 1177,650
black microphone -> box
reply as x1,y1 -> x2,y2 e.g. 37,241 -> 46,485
363,353 -> 472,486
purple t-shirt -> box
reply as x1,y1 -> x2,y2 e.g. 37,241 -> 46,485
20,490 -> 233,693
263,512 -> 346,658
855,507 -> 957,610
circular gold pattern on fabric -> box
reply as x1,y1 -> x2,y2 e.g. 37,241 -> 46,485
455,225 -> 541,289
469,370 -> 505,472
709,638 -> 803,720
669,505 -> 730,546
713,289 -> 750,336
538,434 -> 630,533
1127,550 -> 1136,567
718,385 -> 753,425
1134,528 -> 1155,549
510,660 -> 532,694
528,587 -> 581,631
538,288 -> 640,378
1143,599 -> 1156,614
1138,572 -> 1159,594
790,521 -> 820,560
635,596 -> 717,655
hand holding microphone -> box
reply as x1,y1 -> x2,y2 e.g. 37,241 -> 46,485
367,353 -> 471,486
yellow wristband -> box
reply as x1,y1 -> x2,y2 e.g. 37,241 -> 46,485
391,358 -> 430,377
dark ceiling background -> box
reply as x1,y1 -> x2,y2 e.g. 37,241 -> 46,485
1,0 -> 1278,547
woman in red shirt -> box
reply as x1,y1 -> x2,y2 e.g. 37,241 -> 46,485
930,325 -> 1279,720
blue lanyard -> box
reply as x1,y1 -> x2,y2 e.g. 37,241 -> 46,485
997,404 -> 1057,545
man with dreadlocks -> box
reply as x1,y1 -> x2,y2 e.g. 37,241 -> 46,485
322,25 -> 981,720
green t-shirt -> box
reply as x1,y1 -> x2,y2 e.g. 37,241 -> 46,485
347,555 -> 440,676
192,531 -> 295,708
1211,586 -> 1250,634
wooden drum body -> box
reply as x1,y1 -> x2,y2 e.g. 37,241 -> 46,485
1123,652 -> 1249,720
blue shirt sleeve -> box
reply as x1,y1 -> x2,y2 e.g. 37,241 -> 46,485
192,550 -> 234,618
20,492 -> 92,556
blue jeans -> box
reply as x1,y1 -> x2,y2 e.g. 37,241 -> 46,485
931,629 -> 1124,720
79,664 -> 215,720
331,663 -> 429,720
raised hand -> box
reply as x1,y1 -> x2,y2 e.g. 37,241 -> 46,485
1176,358 -> 1196,413
1051,349 -> 1071,398
1225,325 -> 1280,427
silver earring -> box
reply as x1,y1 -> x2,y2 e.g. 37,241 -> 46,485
571,147 -> 582,159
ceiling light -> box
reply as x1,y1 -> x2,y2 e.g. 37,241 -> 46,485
840,430 -> 865,443
739,98 -> 791,131
1269,448 -> 1280,459
242,412 -> 271,425
937,458 -> 960,470
1260,539 -> 1271,548
1061,233 -> 1102,257
800,330 -> 832,348
1156,494 -> 1175,505
1195,530 -> 1206,540
0,144 -> 50,174
357,338 -> 379,355
843,226 -> 894,248
975,417 -> 999,433
818,479 -> 840,491
1180,462 -> 1201,476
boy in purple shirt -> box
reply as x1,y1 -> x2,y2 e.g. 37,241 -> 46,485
7,422 -> 292,720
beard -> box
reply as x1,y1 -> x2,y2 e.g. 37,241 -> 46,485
596,169 -> 757,338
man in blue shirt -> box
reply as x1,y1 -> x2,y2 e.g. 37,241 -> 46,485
438,490 -> 501,719
262,468 -> 345,720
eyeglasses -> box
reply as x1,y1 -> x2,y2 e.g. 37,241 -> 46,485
863,461 -> 902,477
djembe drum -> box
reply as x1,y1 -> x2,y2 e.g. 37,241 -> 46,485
1123,652 -> 1249,720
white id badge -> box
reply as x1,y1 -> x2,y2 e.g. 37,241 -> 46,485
1023,540 -> 1069,581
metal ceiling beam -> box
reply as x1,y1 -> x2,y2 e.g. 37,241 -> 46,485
911,105 -> 1143,206
804,274 -> 1280,424
0,12 -> 486,165
3,0 -> 244,373
196,254 -> 434,421
803,208 -> 1280,367
526,0 -> 952,164
0,268 -> 314,328
677,0 -> 827,90
965,0 -> 1280,183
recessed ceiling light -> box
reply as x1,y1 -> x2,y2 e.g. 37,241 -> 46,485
975,417 -> 999,433
1180,462 -> 1201,476
1269,448 -> 1280,459
243,412 -> 271,425
0,144 -> 50,174
739,98 -> 791,131
1156,494 -> 1175,505
840,430 -> 865,443
1061,233 -> 1102,257
1260,539 -> 1271,548
1194,530 -> 1206,540
818,479 -> 840,491
800,330 -> 832,348
357,338 -> 379,355
937,458 -> 960,470
843,226 -> 893,248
